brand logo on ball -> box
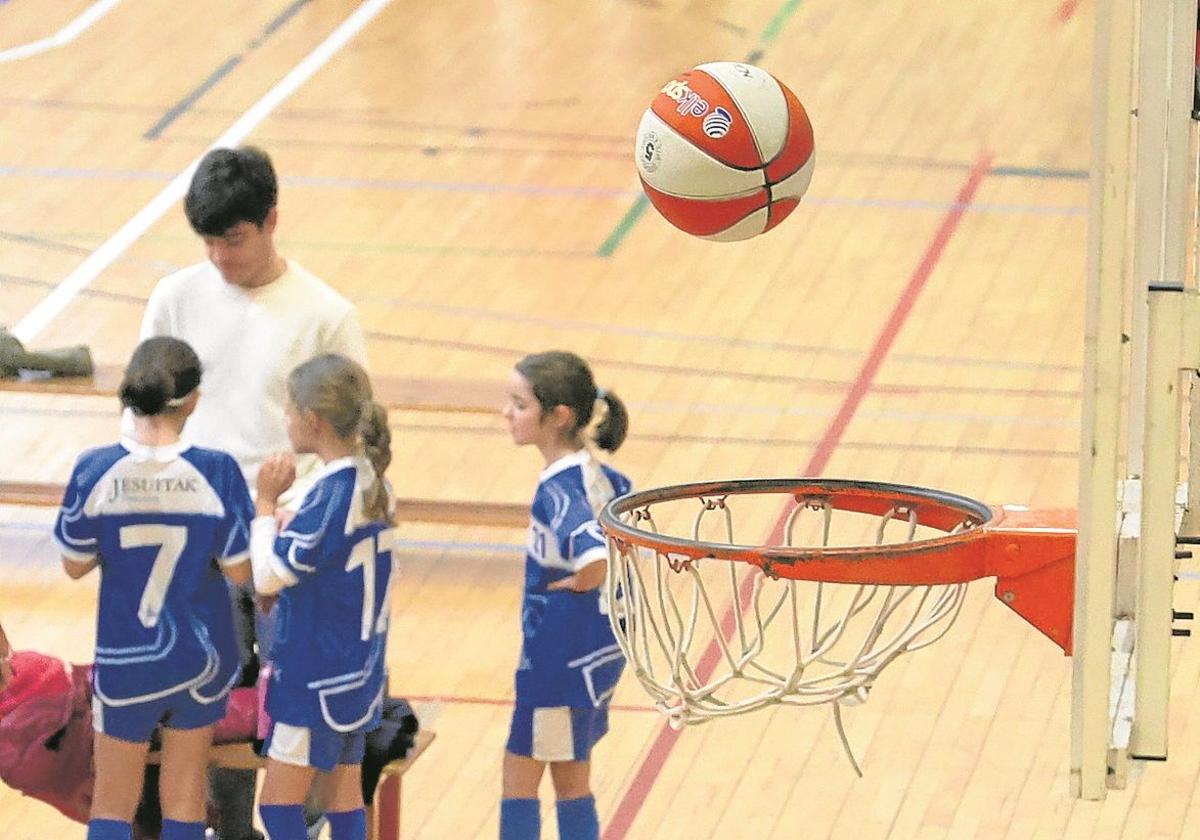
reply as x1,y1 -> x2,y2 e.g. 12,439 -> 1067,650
702,107 -> 733,139
639,130 -> 661,173
660,79 -> 709,117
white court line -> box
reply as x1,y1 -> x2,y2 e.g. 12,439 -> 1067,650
12,0 -> 393,343
0,0 -> 122,64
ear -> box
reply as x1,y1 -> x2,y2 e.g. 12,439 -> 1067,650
262,206 -> 279,235
548,403 -> 575,434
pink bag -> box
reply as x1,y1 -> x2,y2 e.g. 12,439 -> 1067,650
0,652 -> 93,824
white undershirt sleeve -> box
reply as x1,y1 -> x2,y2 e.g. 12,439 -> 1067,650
251,515 -> 299,595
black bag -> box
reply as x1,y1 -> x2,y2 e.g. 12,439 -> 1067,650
361,697 -> 420,805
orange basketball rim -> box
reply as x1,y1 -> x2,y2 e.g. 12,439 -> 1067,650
599,478 -> 1076,654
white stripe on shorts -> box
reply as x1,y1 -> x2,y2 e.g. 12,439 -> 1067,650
267,722 -> 313,767
532,707 -> 574,762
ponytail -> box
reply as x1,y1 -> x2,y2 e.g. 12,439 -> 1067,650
592,389 -> 628,452
358,400 -> 393,524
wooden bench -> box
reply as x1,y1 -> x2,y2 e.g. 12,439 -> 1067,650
0,365 -> 506,415
0,481 -> 528,528
150,730 -> 435,840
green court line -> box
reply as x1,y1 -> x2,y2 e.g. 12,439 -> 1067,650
594,0 -> 805,257
596,195 -> 649,257
760,0 -> 805,45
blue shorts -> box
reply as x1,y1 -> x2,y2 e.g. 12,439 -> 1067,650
92,687 -> 228,743
263,721 -> 367,772
506,705 -> 610,762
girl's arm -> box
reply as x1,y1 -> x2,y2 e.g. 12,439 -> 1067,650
546,558 -> 607,593
251,453 -> 299,596
60,555 -> 99,579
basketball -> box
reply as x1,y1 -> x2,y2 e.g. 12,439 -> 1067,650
634,61 -> 815,242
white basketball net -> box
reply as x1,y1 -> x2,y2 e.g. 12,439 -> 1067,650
603,489 -> 976,774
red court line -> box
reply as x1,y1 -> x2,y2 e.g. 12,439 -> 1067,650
1054,0 -> 1082,24
601,150 -> 995,840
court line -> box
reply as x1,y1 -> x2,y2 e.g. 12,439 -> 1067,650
403,694 -> 660,714
371,332 -> 1079,399
10,0 -> 393,344
144,0 -> 344,140
596,196 -> 649,256
0,398 -> 1077,430
0,404 -> 1078,450
0,163 -> 1086,215
7,256 -> 1082,372
3,270 -> 1083,383
0,0 -> 120,64
601,151 -> 994,840
0,93 -> 1094,182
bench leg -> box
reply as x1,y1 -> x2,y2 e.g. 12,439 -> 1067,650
367,773 -> 402,840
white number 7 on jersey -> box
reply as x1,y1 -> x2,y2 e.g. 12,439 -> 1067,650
345,529 -> 395,642
120,524 -> 188,628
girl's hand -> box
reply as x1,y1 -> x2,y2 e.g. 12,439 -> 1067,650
546,559 -> 607,593
256,453 -> 296,513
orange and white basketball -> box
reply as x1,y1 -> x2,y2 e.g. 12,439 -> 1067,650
635,62 -> 815,242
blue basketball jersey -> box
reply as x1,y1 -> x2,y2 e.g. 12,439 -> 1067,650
262,456 -> 394,733
515,450 -> 631,709
53,439 -> 253,708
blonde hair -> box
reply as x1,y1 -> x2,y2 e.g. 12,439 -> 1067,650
287,354 -> 392,523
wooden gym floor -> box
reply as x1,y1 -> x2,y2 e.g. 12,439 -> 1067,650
3,0 -> 1197,837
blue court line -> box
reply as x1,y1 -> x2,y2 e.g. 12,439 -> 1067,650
144,0 -> 310,140
0,521 -> 523,557
993,164 -> 1087,179
0,164 -> 1086,216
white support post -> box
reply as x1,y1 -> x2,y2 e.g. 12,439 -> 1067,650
1129,0 -> 1198,761
1135,292 -> 1186,759
1072,0 -> 1135,800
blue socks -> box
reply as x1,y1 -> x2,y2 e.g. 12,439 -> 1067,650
161,819 -> 205,839
500,797 -> 540,839
86,820 -> 132,840
259,803 -> 307,839
327,808 -> 367,840
557,795 -> 599,840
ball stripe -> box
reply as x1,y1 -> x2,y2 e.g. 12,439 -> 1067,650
763,79 -> 815,183
639,178 -> 767,237
695,62 -> 788,163
763,197 -> 801,234
650,69 -> 762,169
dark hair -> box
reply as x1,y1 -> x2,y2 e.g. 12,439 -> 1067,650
288,354 -> 393,523
515,351 -> 628,452
184,146 -> 278,236
119,337 -> 202,417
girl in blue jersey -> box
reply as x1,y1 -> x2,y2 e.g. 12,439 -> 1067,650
55,337 -> 255,840
250,354 -> 394,840
500,350 -> 631,840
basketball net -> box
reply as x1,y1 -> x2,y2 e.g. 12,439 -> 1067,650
603,491 -> 975,776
